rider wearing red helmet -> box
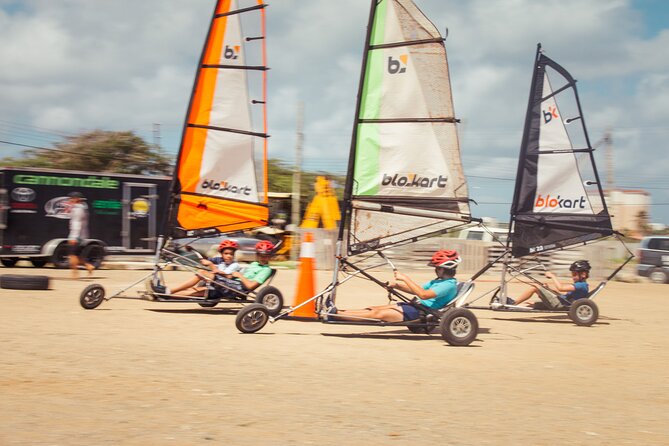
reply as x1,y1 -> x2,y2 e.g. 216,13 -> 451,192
328,250 -> 461,323
152,239 -> 242,296
218,239 -> 239,252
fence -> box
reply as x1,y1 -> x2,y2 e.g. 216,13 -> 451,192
297,230 -> 633,281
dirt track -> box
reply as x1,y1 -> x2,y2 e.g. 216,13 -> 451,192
0,266 -> 667,445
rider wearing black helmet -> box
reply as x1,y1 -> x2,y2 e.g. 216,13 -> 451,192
512,260 -> 591,308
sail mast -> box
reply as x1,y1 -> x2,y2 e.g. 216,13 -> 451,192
161,1 -> 221,239
338,0 -> 379,244
508,43 -> 542,238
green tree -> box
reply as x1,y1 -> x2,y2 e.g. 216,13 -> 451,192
1,130 -> 171,175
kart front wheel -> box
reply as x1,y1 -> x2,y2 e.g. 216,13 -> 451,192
235,304 -> 270,333
80,284 -> 106,309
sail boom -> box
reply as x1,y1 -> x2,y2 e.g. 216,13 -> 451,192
352,200 -> 469,222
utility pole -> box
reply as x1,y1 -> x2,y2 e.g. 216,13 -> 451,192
152,123 -> 162,154
291,102 -> 304,262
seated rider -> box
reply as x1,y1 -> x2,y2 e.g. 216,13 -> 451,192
154,240 -> 275,299
153,239 -> 242,296
510,260 -> 591,308
327,250 -> 462,323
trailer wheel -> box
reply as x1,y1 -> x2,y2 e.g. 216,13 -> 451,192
0,274 -> 50,290
82,244 -> 105,269
1,258 -> 18,268
569,299 -> 599,326
235,304 -> 269,333
79,284 -> 106,309
31,259 -> 48,268
439,308 -> 478,346
52,243 -> 70,269
254,286 -> 283,316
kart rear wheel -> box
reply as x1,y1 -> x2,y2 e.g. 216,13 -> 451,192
235,303 -> 269,333
439,308 -> 478,346
254,286 -> 283,316
569,298 -> 598,326
80,284 -> 106,309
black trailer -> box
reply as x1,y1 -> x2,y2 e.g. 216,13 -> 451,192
0,167 -> 170,268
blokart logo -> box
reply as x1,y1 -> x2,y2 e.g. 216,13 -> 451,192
201,179 -> 251,196
535,194 -> 587,210
543,105 -> 559,124
388,54 -> 408,74
224,44 -> 240,60
11,187 -> 36,202
382,173 -> 447,189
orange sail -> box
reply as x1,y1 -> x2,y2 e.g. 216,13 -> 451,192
170,0 -> 269,237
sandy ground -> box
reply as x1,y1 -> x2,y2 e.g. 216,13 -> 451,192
0,265 -> 668,445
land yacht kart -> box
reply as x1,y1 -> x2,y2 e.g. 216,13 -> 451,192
78,240 -> 283,315
234,251 -> 479,346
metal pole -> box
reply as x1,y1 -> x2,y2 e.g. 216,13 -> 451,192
290,101 -> 304,263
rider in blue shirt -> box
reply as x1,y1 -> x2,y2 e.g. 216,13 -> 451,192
511,260 -> 591,309
328,250 -> 461,322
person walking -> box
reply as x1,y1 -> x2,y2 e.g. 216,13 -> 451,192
67,191 -> 95,278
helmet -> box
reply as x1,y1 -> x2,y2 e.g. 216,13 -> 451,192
68,191 -> 84,199
570,260 -> 591,272
255,240 -> 275,254
218,240 -> 239,252
427,250 -> 461,269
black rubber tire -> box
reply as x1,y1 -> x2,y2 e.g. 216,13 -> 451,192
254,286 -> 283,316
52,243 -> 70,269
0,274 -> 50,290
81,244 -> 105,269
31,259 -> 48,268
1,258 -> 18,268
235,303 -> 270,333
198,300 -> 219,308
569,298 -> 599,326
649,268 -> 668,284
79,284 -> 106,309
439,308 -> 478,346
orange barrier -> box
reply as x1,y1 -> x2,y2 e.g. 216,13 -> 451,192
291,232 -> 317,318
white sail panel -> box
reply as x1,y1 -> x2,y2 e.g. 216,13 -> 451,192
534,74 -> 592,214
196,131 -> 259,199
195,2 -> 259,202
354,122 -> 466,202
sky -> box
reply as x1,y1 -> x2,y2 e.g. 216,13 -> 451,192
1,0 -> 669,224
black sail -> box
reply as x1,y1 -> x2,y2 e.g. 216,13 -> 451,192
509,45 -> 613,258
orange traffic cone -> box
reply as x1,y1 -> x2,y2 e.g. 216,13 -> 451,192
291,232 -> 317,319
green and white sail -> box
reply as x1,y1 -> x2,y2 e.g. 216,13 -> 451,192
343,0 -> 471,255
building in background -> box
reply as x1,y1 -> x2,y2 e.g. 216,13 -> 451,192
605,189 -> 651,237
